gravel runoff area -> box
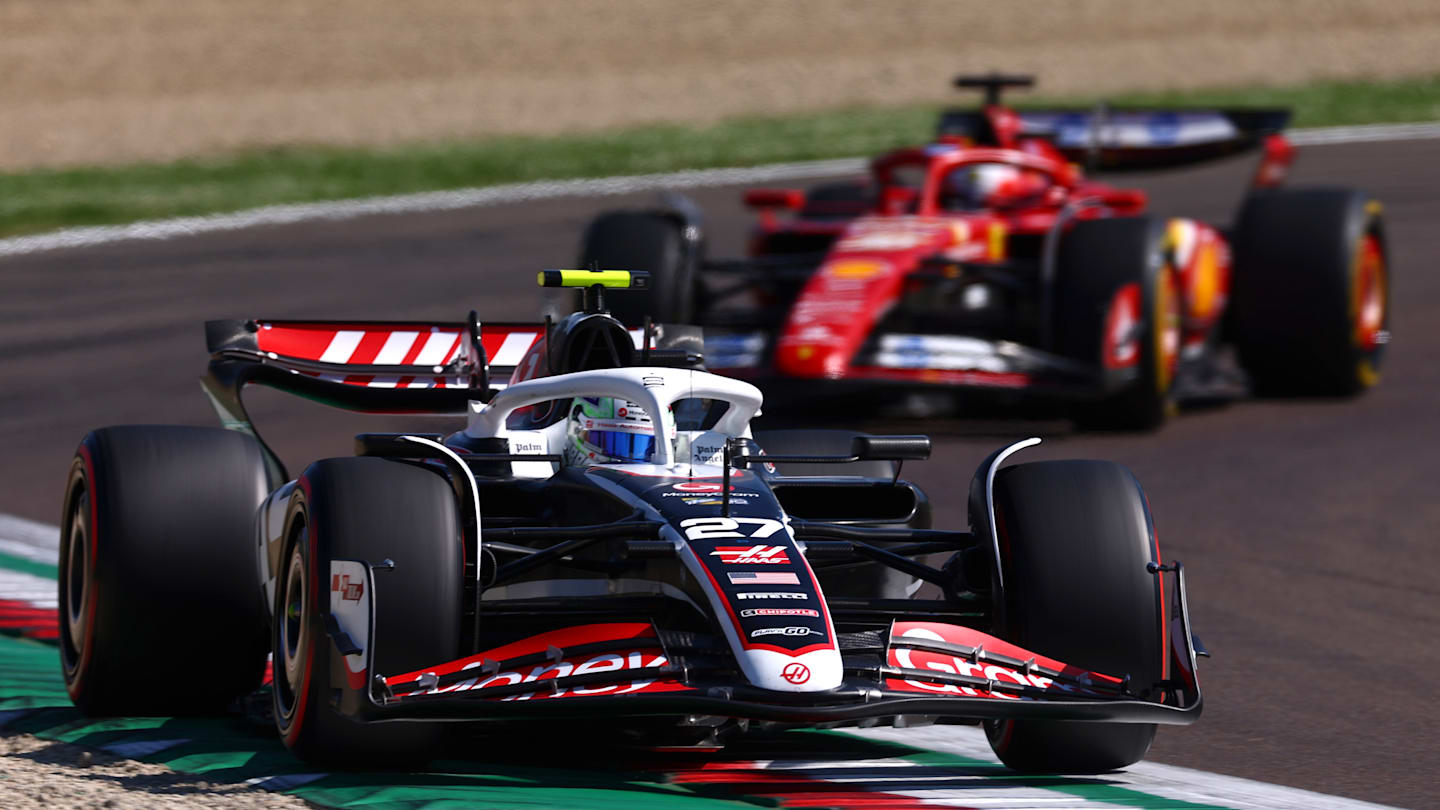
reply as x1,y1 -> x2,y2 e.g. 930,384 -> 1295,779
4,0 -> 1440,169
0,732 -> 309,809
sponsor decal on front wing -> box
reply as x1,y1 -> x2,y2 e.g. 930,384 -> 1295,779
885,621 -> 1123,700
389,623 -> 690,701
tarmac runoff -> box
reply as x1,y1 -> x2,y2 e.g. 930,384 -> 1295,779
2,119 -> 1439,261
0,513 -> 1400,810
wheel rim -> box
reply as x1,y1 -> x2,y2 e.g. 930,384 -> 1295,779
275,539 -> 309,720
1155,267 -> 1182,394
64,493 -> 89,650
1352,232 -> 1387,385
59,483 -> 91,678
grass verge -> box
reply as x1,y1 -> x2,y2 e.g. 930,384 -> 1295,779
3,75 -> 1438,239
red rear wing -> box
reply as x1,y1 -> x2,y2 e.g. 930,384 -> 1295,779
240,320 -> 543,390
203,319 -> 545,418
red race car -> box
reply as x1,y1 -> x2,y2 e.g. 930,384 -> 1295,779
578,74 -> 1389,429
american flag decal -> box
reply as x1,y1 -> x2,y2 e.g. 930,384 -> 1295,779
727,571 -> 801,585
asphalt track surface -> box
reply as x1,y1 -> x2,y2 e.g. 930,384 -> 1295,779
1,138 -> 1437,807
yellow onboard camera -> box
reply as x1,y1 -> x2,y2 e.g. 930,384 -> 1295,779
537,269 -> 651,289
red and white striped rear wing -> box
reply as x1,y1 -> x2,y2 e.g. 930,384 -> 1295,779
203,318 -> 545,415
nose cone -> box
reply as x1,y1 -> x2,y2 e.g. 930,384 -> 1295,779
743,647 -> 844,692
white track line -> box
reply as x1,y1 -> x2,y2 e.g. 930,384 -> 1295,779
850,726 -> 1400,810
0,514 -> 60,554
2,120 -> 1438,260
0,511 -> 1402,808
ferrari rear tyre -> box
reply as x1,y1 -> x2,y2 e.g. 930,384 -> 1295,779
1230,188 -> 1388,396
272,457 -> 462,767
59,426 -> 270,715
983,460 -> 1166,773
1055,217 -> 1181,431
579,211 -> 695,327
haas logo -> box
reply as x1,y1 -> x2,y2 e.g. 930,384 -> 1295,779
710,545 -> 789,565
781,663 -> 811,684
331,573 -> 363,602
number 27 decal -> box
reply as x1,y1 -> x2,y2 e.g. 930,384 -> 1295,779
680,517 -> 785,541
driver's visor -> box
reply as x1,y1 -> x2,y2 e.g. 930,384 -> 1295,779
581,429 -> 657,463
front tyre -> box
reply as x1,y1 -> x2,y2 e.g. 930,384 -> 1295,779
983,460 -> 1166,773
59,426 -> 271,715
272,457 -> 462,767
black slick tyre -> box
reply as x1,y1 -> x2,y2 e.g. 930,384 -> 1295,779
578,211 -> 694,327
272,457 -> 462,767
983,460 -> 1167,773
59,426 -> 271,715
1229,188 -> 1388,396
1055,217 -> 1181,431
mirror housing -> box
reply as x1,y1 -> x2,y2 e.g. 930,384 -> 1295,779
851,435 -> 932,461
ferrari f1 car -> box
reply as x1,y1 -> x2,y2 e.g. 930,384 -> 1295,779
58,270 -> 1201,772
578,74 -> 1389,429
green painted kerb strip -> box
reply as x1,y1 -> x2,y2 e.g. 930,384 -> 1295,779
0,550 -> 58,580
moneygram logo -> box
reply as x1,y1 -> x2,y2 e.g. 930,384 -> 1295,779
710,545 -> 789,565
672,481 -> 731,492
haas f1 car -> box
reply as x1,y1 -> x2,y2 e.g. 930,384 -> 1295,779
579,74 -> 1389,429
59,270 -> 1201,772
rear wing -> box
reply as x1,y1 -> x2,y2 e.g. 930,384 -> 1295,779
939,107 -> 1291,170
208,318 -> 544,393
201,317 -> 544,484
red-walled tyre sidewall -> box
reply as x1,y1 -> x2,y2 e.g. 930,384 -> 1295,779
59,426 -> 270,715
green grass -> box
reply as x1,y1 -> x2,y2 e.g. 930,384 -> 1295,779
3,75 -> 1438,238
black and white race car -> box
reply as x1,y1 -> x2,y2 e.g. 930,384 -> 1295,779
57,269 -> 1202,772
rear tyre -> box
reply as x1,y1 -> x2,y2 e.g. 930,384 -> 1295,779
272,457 -> 462,767
59,426 -> 270,715
1055,217 -> 1181,431
983,460 -> 1166,773
1230,188 -> 1388,396
578,211 -> 695,327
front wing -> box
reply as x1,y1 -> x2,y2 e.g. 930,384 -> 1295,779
329,563 -> 1201,727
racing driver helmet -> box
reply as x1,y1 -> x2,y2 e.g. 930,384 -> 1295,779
941,162 -> 1047,211
565,397 -> 670,465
